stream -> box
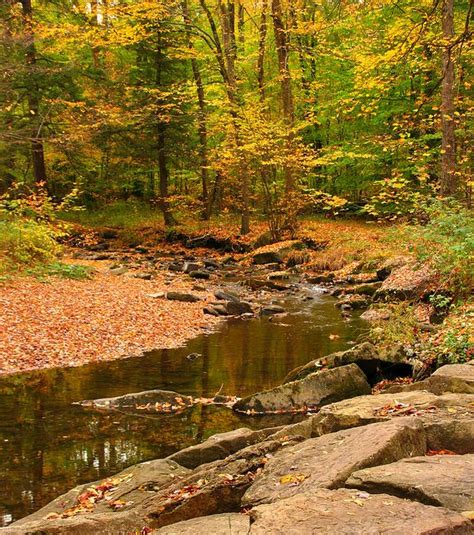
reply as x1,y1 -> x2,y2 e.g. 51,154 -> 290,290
0,285 -> 368,526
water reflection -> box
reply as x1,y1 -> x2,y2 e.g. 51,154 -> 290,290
0,287 -> 367,525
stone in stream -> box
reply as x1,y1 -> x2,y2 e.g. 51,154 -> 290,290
214,289 -> 240,302
260,304 -> 286,316
155,513 -> 250,535
346,454 -> 474,512
283,342 -> 409,384
335,294 -> 370,310
242,417 -> 426,507
166,291 -> 201,303
168,427 -> 281,469
385,362 -> 474,396
225,300 -> 253,316
248,488 -> 472,535
79,389 -> 194,413
232,363 -> 371,414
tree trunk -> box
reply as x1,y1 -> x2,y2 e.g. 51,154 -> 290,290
20,0 -> 48,190
155,41 -> 176,227
257,0 -> 268,102
440,0 -> 457,196
271,0 -> 295,193
182,0 -> 210,219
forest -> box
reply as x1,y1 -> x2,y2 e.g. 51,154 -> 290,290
0,1 -> 473,534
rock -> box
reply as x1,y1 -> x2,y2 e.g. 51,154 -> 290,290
203,259 -> 220,269
225,300 -> 253,315
242,418 -> 426,507
148,292 -> 166,299
189,270 -> 211,280
155,513 -> 250,535
386,370 -> 474,396
233,364 -> 371,414
361,307 -> 392,321
183,261 -> 201,273
260,305 -> 285,316
132,272 -> 153,280
347,454 -> 474,512
168,262 -> 184,272
99,229 -> 119,240
375,263 -> 438,301
109,266 -> 128,275
145,436 -> 303,530
204,304 -> 228,316
307,273 -> 335,284
135,246 -> 149,254
214,289 -> 240,302
344,282 -> 382,296
267,271 -> 291,280
8,459 -> 189,534
166,292 -> 201,303
283,342 -> 408,384
79,389 -> 194,412
168,427 -> 280,469
249,488 -> 472,535
335,294 -> 370,310
376,255 -> 411,281
251,240 -> 304,265
310,391 -> 474,448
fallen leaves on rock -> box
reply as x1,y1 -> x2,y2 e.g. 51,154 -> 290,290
373,401 -> 437,417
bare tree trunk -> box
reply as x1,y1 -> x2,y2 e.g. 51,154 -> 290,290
440,0 -> 457,196
20,0 -> 47,190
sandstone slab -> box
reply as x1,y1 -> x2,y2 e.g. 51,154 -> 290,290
242,418 -> 426,507
233,364 -> 371,414
347,454 -> 474,512
249,488 -> 472,535
155,513 -> 250,535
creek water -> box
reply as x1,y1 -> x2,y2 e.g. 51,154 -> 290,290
0,285 -> 368,526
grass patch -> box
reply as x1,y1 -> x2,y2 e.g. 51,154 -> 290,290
25,262 -> 93,281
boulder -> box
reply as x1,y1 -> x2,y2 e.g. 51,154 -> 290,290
242,418 -> 426,507
189,270 -> 211,280
376,255 -> 411,281
145,436 -> 304,530
166,292 -> 201,303
335,294 -> 370,310
155,513 -> 250,535
375,263 -> 438,301
332,282 -> 382,297
347,454 -> 474,512
260,304 -> 285,316
7,459 -> 189,534
251,240 -> 304,265
233,364 -> 371,414
168,427 -> 280,469
249,488 -> 472,534
283,342 -> 409,384
361,307 -> 392,321
225,300 -> 253,315
310,391 -> 474,453
214,290 -> 240,303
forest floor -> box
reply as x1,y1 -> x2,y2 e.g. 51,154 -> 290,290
0,256 -> 219,375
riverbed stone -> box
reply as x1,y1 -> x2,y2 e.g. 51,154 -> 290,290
79,389 -> 194,412
335,294 -> 370,309
242,417 -> 426,507
346,454 -> 474,512
166,291 -> 201,303
155,513 -> 250,535
260,304 -> 285,316
249,488 -> 472,535
168,427 -> 280,469
251,240 -> 304,265
225,300 -> 253,315
233,363 -> 371,414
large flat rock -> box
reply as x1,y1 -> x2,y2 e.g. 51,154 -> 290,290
346,454 -> 474,512
155,513 -> 250,534
168,427 -> 280,469
233,363 -> 371,414
249,488 -> 472,534
4,459 -> 189,534
242,418 -> 426,507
